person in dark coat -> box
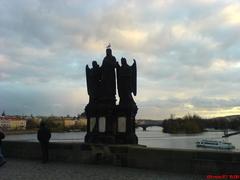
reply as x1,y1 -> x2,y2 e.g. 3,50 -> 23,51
0,128 -> 6,166
37,121 -> 51,163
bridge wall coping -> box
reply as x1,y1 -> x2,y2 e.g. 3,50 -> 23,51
2,141 -> 240,174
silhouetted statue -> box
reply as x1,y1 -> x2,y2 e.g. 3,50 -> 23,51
37,122 -> 51,163
0,128 -> 6,166
101,48 -> 117,102
86,61 -> 101,104
117,58 -> 137,105
84,47 -> 138,144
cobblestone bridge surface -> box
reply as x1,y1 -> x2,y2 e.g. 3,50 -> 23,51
0,158 -> 205,180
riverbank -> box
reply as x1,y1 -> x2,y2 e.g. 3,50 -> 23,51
5,129 -> 85,135
5,130 -> 37,135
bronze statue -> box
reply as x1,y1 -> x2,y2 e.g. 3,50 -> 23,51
100,48 -> 117,102
117,57 -> 137,105
86,49 -> 136,105
84,47 -> 138,144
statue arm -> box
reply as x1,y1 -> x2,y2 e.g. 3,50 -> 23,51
116,61 -> 120,69
112,56 -> 118,67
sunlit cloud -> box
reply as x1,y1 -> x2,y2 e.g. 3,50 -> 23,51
117,29 -> 147,46
221,3 -> 240,25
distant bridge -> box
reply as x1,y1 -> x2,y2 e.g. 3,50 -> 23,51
136,120 -> 163,131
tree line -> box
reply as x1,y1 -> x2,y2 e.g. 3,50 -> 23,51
162,114 -> 240,134
26,116 -> 87,132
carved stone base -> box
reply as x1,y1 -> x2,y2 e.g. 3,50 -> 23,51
115,103 -> 138,144
84,102 -> 138,144
84,103 -> 116,144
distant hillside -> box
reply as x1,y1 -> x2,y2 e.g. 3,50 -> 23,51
204,114 -> 240,130
209,115 -> 240,121
137,114 -> 240,122
136,119 -> 163,125
136,114 -> 240,133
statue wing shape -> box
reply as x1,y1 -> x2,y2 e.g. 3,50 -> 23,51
86,65 -> 91,95
116,62 -> 122,98
131,59 -> 137,96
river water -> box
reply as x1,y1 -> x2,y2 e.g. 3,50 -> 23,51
4,127 -> 240,152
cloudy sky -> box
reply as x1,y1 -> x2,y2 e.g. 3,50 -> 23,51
0,0 -> 240,119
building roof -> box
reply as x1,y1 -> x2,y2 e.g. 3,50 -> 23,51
0,116 -> 26,121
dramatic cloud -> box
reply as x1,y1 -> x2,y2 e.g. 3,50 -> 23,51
0,0 -> 240,119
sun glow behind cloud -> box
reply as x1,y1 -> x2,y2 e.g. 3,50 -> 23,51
222,3 -> 240,25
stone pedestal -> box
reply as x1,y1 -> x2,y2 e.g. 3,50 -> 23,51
115,104 -> 138,144
84,103 -> 116,144
84,102 -> 138,144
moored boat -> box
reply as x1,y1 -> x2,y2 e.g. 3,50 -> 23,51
196,139 -> 235,149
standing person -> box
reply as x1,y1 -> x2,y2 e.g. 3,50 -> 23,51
0,128 -> 6,166
37,121 -> 51,163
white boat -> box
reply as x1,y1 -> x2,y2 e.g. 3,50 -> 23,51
196,139 -> 235,149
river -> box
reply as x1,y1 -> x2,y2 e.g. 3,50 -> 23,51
4,127 -> 240,152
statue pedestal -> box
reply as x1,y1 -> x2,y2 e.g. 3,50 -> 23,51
115,104 -> 138,144
84,102 -> 138,144
84,103 -> 116,144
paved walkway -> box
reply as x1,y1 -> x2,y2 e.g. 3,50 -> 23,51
0,158 -> 205,180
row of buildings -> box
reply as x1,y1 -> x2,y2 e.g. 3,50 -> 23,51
0,112 -> 87,131
0,114 -> 27,130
